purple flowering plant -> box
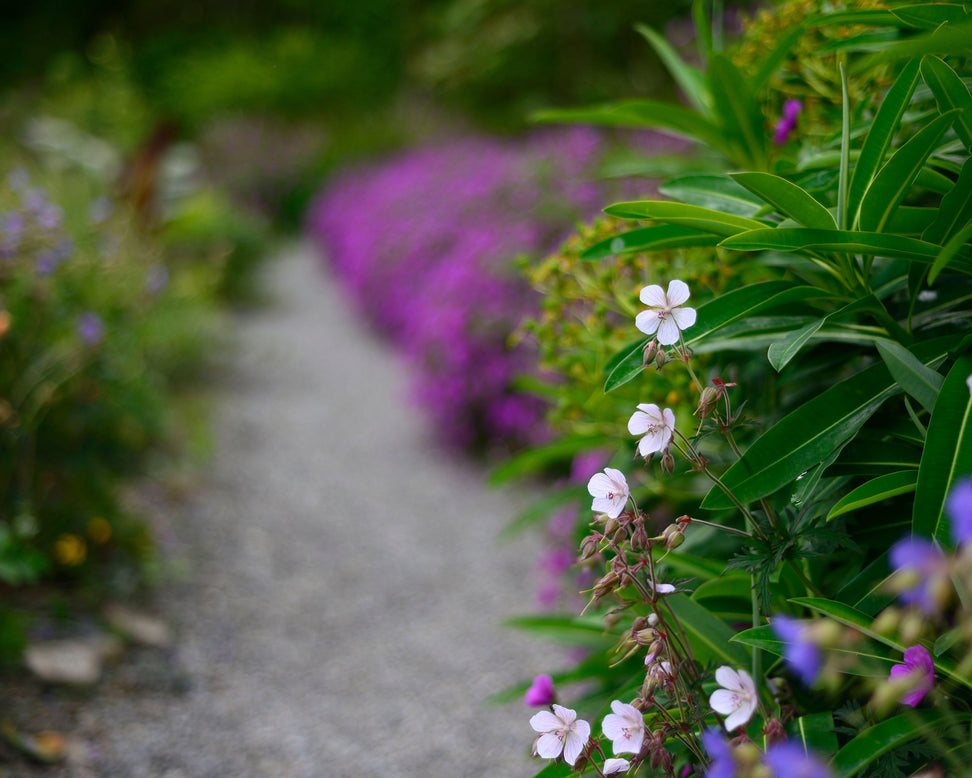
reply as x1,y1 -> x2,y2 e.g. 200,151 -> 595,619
506,3 -> 972,776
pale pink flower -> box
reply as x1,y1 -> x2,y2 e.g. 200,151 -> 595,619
601,700 -> 645,755
530,704 -> 591,765
587,468 -> 630,519
628,403 -> 675,456
635,280 -> 697,346
604,757 -> 631,774
709,666 -> 758,732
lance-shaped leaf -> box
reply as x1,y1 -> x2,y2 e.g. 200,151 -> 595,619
928,220 -> 972,283
707,52 -> 767,169
827,470 -> 918,521
794,712 -> 840,758
912,355 -> 972,544
604,200 -> 768,237
603,338 -> 649,393
635,23 -> 709,114
831,711 -> 965,778
581,225 -> 720,261
847,58 -> 921,225
875,338 -> 944,414
701,339 -> 955,511
731,172 -> 837,229
859,110 -> 958,233
892,4 -> 972,29
660,174 -> 765,217
665,594 -> 750,666
767,295 -> 878,371
532,99 -> 726,151
921,55 -> 972,151
720,228 -> 972,271
923,155 -> 972,248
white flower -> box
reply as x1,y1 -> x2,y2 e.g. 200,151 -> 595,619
601,700 -> 645,755
635,280 -> 697,346
628,403 -> 675,456
530,704 -> 591,765
587,468 -> 630,519
966,373 -> 972,396
604,757 -> 631,774
709,666 -> 758,732
648,580 -> 676,595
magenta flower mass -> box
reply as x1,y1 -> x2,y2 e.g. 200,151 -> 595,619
889,644 -> 935,707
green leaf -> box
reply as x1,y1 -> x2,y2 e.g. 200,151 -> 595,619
730,172 -> 837,229
720,228 -> 972,271
502,486 -> 587,540
767,295 -> 878,372
859,110 -> 958,233
921,55 -> 972,151
532,99 -> 725,150
604,339 -> 648,393
752,20 -> 809,90
488,436 -> 609,486
504,615 -> 616,649
892,4 -> 971,29
581,225 -> 720,261
847,59 -> 921,225
923,155 -> 972,248
827,471 -> 919,521
659,174 -> 765,217
665,594 -> 751,666
659,551 -> 727,581
530,761 -> 574,778
707,52 -> 767,169
929,219 -> 972,283
701,338 -> 956,511
603,200 -> 768,237
831,711 -> 964,778
635,23 -> 709,114
912,355 -> 972,544
875,338 -> 944,414
794,712 -> 839,758
684,282 -> 829,346
886,206 -> 938,236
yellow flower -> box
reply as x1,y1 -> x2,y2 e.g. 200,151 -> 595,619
54,534 -> 87,566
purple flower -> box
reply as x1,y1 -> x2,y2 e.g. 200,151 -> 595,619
524,674 -> 556,707
773,99 -> 803,146
89,197 -> 113,224
702,729 -> 734,778
889,537 -> 949,614
889,644 -> 935,707
946,478 -> 972,546
771,614 -> 821,686
77,312 -> 104,347
764,741 -> 830,778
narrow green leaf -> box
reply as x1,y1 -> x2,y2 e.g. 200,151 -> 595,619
795,712 -> 839,758
635,24 -> 709,114
582,225 -> 720,261
838,63 -> 851,230
892,4 -> 971,29
912,355 -> 972,544
827,471 -> 918,521
847,59 -> 921,225
604,339 -> 648,393
831,711 -> 963,778
731,172 -> 837,229
660,174 -> 765,217
666,594 -> 751,666
921,55 -> 972,150
660,551 -> 727,582
720,228 -> 972,271
767,295 -> 877,372
707,52 -> 767,169
701,339 -> 955,511
488,436 -> 609,485
504,615 -> 616,649
604,200 -> 768,236
923,155 -> 972,248
859,110 -> 957,233
875,338 -> 944,414
752,20 -> 809,90
886,205 -> 938,236
928,220 -> 972,283
532,99 -> 726,151
684,282 -> 829,346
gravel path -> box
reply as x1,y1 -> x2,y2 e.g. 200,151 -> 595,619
4,244 -> 554,777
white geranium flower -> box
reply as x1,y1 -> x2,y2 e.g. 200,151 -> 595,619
635,280 -> 697,346
530,704 -> 591,765
587,468 -> 630,519
601,700 -> 645,755
628,403 -> 675,456
709,666 -> 758,732
604,757 -> 632,774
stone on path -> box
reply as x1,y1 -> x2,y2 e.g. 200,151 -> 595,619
103,604 -> 174,648
24,635 -> 122,686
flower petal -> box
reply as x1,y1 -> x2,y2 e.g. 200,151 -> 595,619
671,305 -> 697,331
588,472 -> 614,497
655,316 -> 681,345
724,704 -> 753,732
535,732 -> 564,759
666,279 -> 691,307
709,688 -> 739,716
562,729 -> 586,765
640,284 -> 667,308
635,309 -> 661,336
530,710 -> 560,732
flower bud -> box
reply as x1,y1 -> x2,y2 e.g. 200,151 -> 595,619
661,450 -> 675,476
872,607 -> 900,637
655,348 -> 667,369
900,611 -> 926,645
603,517 -> 620,535
642,340 -> 657,366
735,742 -> 761,768
647,613 -> 659,627
634,628 -> 657,646
579,535 -> 599,560
696,386 -> 719,418
662,523 -> 685,550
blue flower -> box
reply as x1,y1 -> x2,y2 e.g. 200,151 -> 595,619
764,741 -> 830,778
947,478 -> 972,546
702,729 -> 734,778
77,312 -> 105,347
889,537 -> 949,614
771,614 -> 821,686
